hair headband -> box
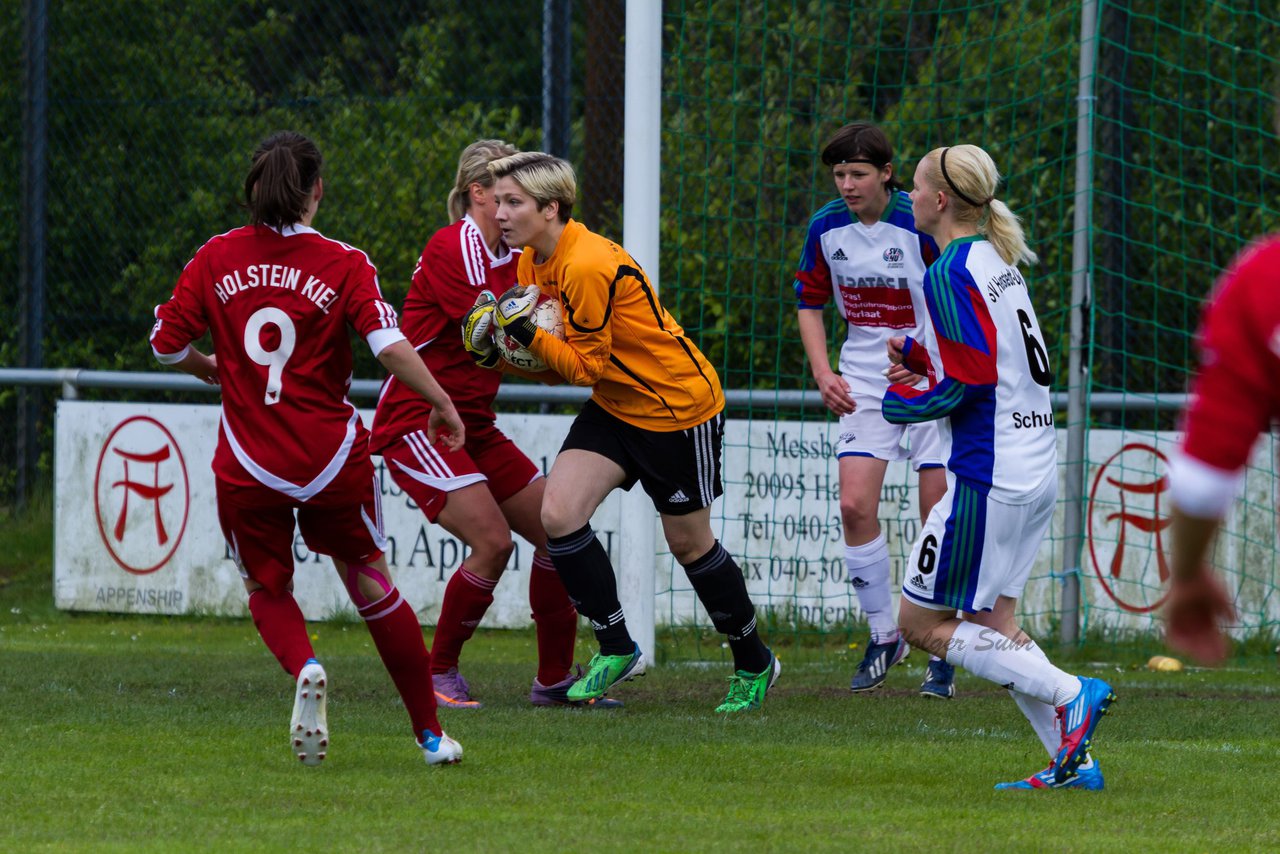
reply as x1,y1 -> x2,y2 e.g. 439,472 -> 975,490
939,147 -> 993,208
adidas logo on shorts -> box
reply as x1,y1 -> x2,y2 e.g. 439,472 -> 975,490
668,489 -> 690,504
908,573 -> 927,590
831,248 -> 848,262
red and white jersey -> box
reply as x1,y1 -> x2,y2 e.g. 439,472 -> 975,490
369,214 -> 519,452
1170,235 -> 1280,517
150,223 -> 404,498
794,191 -> 939,398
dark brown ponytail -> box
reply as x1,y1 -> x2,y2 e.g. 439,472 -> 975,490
243,131 -> 322,228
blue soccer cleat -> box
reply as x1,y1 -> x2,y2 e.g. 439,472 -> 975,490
850,635 -> 910,692
1053,677 -> 1116,783
995,756 -> 1104,791
919,657 -> 956,699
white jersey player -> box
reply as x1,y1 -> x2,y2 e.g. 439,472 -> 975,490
885,236 -> 1057,509
793,122 -> 953,697
886,143 -> 1115,790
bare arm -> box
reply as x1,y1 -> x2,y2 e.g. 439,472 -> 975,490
1164,506 -> 1235,665
168,347 -> 220,386
1169,507 -> 1221,583
377,339 -> 465,451
797,308 -> 854,416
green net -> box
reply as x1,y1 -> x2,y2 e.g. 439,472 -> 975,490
5,0 -> 1278,656
1082,0 -> 1280,648
657,0 -> 1279,660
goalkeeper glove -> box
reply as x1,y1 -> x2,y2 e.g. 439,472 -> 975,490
461,291 -> 501,369
495,285 -> 539,348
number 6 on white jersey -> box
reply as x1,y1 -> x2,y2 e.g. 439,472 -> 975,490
244,307 -> 297,405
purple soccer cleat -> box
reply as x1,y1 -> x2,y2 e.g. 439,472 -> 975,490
531,666 -> 624,709
432,667 -> 483,710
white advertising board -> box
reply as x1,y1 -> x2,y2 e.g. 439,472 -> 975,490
55,401 -> 1277,634
54,402 -> 625,626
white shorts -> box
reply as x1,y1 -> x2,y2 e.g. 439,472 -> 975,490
835,397 -> 944,471
901,472 -> 1056,613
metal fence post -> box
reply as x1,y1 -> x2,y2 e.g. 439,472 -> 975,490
618,0 -> 661,662
1062,0 -> 1100,646
542,0 -> 572,158
17,0 -> 49,507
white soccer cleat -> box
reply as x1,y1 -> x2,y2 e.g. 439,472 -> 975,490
290,661 -> 329,766
419,730 -> 463,766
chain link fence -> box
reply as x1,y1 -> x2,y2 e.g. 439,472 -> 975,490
7,1 -> 1280,650
3,0 -> 627,506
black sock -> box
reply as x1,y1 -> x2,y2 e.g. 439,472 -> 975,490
683,542 -> 770,673
546,524 -> 634,655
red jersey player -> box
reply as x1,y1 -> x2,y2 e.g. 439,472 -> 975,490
1165,235 -> 1280,664
369,140 -> 604,709
150,130 -> 466,767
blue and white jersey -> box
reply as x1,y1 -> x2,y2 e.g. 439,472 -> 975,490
794,191 -> 939,398
882,236 -> 1056,502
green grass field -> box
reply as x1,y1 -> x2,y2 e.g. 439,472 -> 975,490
2,501 -> 1278,852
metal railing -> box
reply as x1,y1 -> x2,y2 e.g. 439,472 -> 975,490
0,368 -> 1187,411
1,364 -> 1195,648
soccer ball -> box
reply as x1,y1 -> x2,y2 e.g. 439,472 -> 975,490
496,294 -> 565,373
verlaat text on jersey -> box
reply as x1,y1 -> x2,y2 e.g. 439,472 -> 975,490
212,264 -> 338,313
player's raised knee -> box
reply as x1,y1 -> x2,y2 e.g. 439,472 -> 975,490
540,499 -> 585,539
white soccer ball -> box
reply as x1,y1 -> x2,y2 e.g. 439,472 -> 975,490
496,294 -> 565,373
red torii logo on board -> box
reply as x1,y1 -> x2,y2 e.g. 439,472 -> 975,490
93,416 -> 190,575
1086,442 -> 1172,614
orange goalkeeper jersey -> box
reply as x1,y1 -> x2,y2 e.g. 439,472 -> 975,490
519,219 -> 724,431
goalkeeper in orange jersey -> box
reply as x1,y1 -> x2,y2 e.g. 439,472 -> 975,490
482,151 -> 779,712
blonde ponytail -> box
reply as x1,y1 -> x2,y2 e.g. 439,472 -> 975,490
925,144 -> 1037,266
446,139 -> 519,221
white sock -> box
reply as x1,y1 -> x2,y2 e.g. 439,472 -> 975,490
1006,637 -> 1060,757
846,535 -> 896,643
945,621 -> 1081,707
1010,690 -> 1059,758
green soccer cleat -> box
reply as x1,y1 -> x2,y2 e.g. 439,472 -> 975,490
566,645 -> 647,702
714,652 -> 781,713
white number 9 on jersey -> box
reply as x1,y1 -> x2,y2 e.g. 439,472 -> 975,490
244,307 -> 297,405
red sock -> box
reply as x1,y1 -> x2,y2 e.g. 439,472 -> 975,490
430,566 -> 496,674
248,589 -> 315,678
357,586 -> 442,739
529,552 -> 578,685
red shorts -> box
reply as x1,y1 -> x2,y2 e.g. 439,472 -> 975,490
216,454 -> 385,596
379,421 -> 540,522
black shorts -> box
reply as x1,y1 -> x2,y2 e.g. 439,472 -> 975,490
560,400 -> 724,516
